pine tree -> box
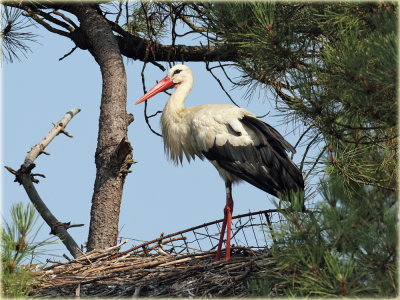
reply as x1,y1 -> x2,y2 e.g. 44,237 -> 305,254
205,2 -> 397,297
3,4 -> 396,295
1,202 -> 58,297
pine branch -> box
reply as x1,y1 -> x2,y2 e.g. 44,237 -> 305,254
51,9 -> 78,29
22,12 -> 70,38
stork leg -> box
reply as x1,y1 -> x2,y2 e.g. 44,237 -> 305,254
215,181 -> 234,262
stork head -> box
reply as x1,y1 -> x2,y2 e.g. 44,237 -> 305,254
135,64 -> 193,104
168,64 -> 193,85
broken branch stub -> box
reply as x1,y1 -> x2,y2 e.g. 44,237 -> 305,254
5,108 -> 82,258
24,108 -> 81,166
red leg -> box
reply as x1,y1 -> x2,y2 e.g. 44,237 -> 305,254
215,212 -> 227,262
215,181 -> 234,262
225,197 -> 233,261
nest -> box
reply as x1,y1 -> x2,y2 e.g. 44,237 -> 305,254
32,209 -> 282,298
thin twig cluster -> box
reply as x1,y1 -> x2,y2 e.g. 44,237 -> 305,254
33,241 -> 272,298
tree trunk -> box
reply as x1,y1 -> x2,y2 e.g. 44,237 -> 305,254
72,5 -> 133,251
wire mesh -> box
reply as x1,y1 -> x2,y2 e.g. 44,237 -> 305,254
123,209 -> 284,257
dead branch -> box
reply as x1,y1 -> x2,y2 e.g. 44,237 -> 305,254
5,108 -> 82,258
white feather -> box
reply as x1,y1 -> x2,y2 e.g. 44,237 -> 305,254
159,65 -> 262,181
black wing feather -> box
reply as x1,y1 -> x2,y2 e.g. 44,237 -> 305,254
203,116 -> 304,200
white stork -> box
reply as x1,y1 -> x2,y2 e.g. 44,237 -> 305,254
136,64 -> 304,261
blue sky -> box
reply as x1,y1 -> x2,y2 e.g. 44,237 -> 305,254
2,22 -> 315,260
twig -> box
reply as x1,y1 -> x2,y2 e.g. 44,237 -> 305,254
147,110 -> 163,118
304,145 -> 327,181
149,61 -> 166,71
33,8 -> 75,32
50,222 -> 84,234
59,46 -> 78,61
217,61 -> 244,86
115,0 -> 123,24
291,126 -> 313,159
141,62 -> 163,137
72,239 -> 128,263
255,112 -> 270,119
51,10 -> 78,29
34,247 -> 272,297
204,61 -> 240,107
265,212 -> 277,244
63,254 -> 71,261
299,132 -> 321,172
22,12 -> 70,38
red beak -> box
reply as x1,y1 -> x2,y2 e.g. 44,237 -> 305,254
135,76 -> 175,104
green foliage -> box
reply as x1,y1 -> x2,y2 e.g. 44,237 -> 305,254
318,4 -> 397,127
249,175 -> 397,297
1,5 -> 38,63
205,3 -> 397,189
1,202 -> 58,297
122,2 -> 171,41
205,2 -> 324,89
2,3 -> 397,297
206,3 -> 400,297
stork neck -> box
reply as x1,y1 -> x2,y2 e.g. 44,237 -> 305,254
165,79 -> 193,112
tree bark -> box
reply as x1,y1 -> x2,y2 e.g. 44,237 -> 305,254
71,5 -> 133,251
3,2 -> 240,63
3,1 -> 239,253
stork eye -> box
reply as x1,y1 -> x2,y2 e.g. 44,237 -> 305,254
172,69 -> 182,76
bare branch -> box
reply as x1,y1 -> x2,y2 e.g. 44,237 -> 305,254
59,45 -> 78,61
141,62 -> 163,137
218,62 -> 246,86
4,166 -> 18,176
22,12 -> 70,38
205,61 -> 240,107
5,2 -> 239,63
115,0 -> 123,24
150,61 -> 166,71
6,108 -> 82,258
25,109 -> 81,163
105,17 -> 128,37
304,146 -> 327,181
114,31 -> 238,63
59,128 -> 73,137
147,110 -> 163,118
51,9 -> 78,29
299,132 -> 321,173
255,112 -> 270,119
33,8 -> 75,32
179,14 -> 207,33
291,126 -> 313,159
